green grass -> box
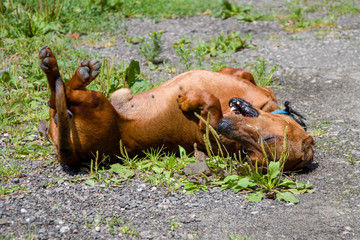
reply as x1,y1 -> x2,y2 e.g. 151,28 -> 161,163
227,234 -> 259,240
0,158 -> 26,180
83,211 -> 139,236
139,31 -> 163,64
278,0 -> 360,32
173,32 -> 253,71
115,0 -> 221,19
279,6 -> 335,32
217,0 -> 269,21
249,58 -> 278,87
0,185 -> 28,197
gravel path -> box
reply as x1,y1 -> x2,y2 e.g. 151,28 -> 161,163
1,10 -> 360,240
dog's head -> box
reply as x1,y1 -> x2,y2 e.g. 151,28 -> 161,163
218,98 -> 315,171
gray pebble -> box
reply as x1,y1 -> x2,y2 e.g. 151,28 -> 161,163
59,226 -> 70,234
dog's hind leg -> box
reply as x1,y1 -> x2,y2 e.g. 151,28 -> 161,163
177,89 -> 223,131
66,59 -> 101,91
39,46 -> 61,109
39,46 -> 79,165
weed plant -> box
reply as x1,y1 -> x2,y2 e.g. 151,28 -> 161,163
0,158 -> 25,181
210,60 -> 226,72
139,31 -> 163,64
173,38 -> 193,70
199,32 -> 253,58
280,3 -> 335,32
250,58 -> 278,87
85,212 -> 139,236
0,0 -> 65,38
217,0 -> 265,22
173,32 -> 252,70
0,185 -> 27,197
227,234 -> 258,240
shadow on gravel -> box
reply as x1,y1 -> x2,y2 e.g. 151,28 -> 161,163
297,162 -> 319,175
61,164 -> 84,176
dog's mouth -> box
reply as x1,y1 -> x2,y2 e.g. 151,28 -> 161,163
229,98 -> 258,117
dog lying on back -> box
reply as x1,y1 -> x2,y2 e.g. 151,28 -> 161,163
39,46 -> 314,171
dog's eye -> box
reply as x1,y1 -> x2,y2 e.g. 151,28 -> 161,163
242,146 -> 248,155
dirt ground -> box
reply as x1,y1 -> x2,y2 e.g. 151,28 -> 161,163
1,6 -> 360,240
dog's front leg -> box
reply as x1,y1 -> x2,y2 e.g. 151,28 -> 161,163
66,59 -> 101,91
177,89 -> 223,132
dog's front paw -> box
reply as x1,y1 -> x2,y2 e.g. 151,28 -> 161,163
177,90 -> 204,111
39,46 -> 59,73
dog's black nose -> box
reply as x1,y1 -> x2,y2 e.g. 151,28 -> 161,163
217,119 -> 232,135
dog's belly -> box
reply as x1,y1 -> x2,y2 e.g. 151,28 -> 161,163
117,70 -> 277,118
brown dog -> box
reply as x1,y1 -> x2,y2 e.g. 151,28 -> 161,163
39,46 -> 313,170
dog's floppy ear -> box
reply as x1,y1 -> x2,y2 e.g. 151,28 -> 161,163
302,135 -> 315,161
303,136 -> 315,147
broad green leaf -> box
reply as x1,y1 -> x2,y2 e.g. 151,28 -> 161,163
152,165 -> 164,174
147,61 -> 159,70
130,80 -> 153,94
232,177 -> 256,193
268,161 -> 280,180
110,177 -> 126,184
125,60 -> 140,87
178,146 -> 187,159
209,179 -> 223,185
110,163 -> 134,178
237,177 -> 256,188
290,189 -> 315,194
223,175 -> 239,183
164,171 -> 172,179
199,185 -> 208,192
276,192 -> 299,204
221,184 -> 232,191
184,182 -> 207,193
110,163 -> 127,173
246,191 -> 264,202
296,182 -> 313,189
85,179 -> 97,186
137,161 -> 152,170
184,182 -> 197,191
278,179 -> 296,188
167,156 -> 176,169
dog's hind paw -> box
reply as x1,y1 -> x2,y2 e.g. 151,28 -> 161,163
39,46 -> 59,74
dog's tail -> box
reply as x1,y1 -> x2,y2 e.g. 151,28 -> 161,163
55,76 -> 78,166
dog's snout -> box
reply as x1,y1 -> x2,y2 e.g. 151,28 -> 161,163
217,119 -> 232,135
